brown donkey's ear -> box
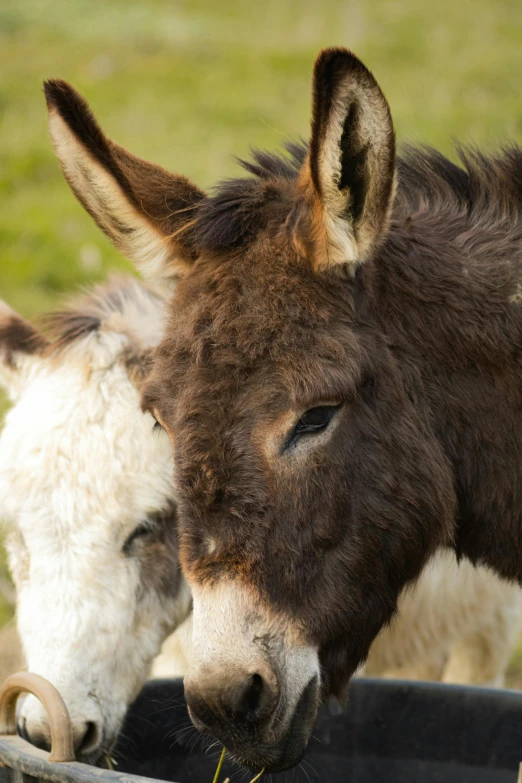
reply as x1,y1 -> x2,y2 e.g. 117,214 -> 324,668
300,48 -> 396,271
44,80 -> 206,284
0,301 -> 48,401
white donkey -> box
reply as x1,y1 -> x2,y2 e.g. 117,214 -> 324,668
0,278 -> 191,761
362,552 -> 522,685
0,278 -> 520,765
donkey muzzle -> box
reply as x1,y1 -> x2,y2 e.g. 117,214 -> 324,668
184,666 -> 319,771
185,665 -> 279,729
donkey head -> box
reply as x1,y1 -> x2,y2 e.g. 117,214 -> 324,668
0,281 -> 191,761
45,49 -> 455,771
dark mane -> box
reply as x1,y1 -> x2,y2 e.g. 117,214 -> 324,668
193,141 -> 522,254
396,144 -> 522,219
194,141 -> 307,251
238,141 -> 307,180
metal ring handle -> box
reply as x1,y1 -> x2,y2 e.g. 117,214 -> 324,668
0,672 -> 75,762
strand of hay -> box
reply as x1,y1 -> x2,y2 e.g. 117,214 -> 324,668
104,755 -> 114,771
212,747 -> 264,783
212,747 -> 226,783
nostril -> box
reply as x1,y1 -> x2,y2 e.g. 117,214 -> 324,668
20,716 -> 101,758
18,717 -> 29,743
243,674 -> 264,720
185,667 -> 279,733
229,672 -> 275,724
21,723 -> 52,753
76,721 -> 101,756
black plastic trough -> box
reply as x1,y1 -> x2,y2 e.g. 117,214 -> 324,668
1,677 -> 522,783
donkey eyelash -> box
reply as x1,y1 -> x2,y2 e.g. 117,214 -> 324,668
151,413 -> 166,434
284,404 -> 342,452
122,523 -> 154,555
295,404 -> 341,432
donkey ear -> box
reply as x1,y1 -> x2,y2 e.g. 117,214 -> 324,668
44,80 -> 206,284
0,302 -> 48,401
301,48 -> 396,270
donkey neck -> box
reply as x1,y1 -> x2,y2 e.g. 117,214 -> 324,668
363,210 -> 522,583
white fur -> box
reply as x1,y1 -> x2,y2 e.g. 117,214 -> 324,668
0,286 -> 191,758
150,614 -> 193,679
362,552 -> 522,687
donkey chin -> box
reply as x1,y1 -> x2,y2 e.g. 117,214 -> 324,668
183,581 -> 321,772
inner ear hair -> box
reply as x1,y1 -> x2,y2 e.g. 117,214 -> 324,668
0,302 -> 48,368
300,48 -> 396,271
0,302 -> 48,399
44,79 -> 206,282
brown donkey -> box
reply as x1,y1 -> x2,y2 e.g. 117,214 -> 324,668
44,48 -> 522,771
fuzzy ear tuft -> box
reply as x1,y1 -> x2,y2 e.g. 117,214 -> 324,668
44,79 -> 206,284
0,301 -> 48,400
300,48 -> 396,271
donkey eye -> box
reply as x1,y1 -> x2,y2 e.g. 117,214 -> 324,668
285,404 -> 341,451
296,405 -> 340,432
151,415 -> 165,434
122,524 -> 153,555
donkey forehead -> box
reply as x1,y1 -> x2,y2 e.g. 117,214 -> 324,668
149,249 -> 361,413
0,359 -> 173,531
3,360 -> 134,445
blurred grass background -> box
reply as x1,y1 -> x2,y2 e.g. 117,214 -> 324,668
2,0 -> 522,680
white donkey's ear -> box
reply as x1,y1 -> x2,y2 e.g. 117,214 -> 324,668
0,302 -> 48,401
44,79 -> 206,287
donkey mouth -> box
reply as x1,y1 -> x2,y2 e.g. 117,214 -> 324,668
225,674 -> 319,773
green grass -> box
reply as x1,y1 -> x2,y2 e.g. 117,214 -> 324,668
2,0 -> 522,317
0,542 -> 12,628
1,0 -> 522,657
506,641 -> 522,689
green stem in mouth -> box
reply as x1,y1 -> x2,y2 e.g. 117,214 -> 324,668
211,746 -> 264,783
212,747 -> 226,783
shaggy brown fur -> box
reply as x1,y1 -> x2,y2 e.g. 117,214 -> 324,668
43,47 -> 522,771
44,80 -> 205,272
